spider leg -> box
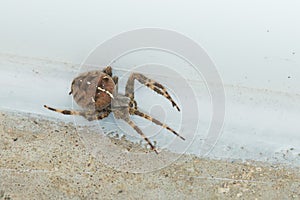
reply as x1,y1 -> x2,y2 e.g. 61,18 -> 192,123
43,105 -> 110,121
130,108 -> 185,140
112,76 -> 118,84
102,66 -> 112,76
87,110 -> 111,121
112,76 -> 119,94
124,118 -> 158,154
125,73 -> 180,111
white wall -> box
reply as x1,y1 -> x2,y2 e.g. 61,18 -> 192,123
1,0 -> 300,166
1,0 -> 300,91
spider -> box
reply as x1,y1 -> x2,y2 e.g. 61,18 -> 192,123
44,66 -> 185,154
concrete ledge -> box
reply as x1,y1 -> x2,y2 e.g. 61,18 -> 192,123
0,111 -> 299,199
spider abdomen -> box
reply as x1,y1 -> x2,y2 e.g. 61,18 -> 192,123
70,70 -> 115,110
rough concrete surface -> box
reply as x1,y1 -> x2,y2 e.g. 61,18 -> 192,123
0,111 -> 299,200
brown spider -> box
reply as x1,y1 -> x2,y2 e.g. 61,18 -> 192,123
44,66 -> 184,153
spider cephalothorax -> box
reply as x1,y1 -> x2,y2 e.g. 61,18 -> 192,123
44,66 -> 184,153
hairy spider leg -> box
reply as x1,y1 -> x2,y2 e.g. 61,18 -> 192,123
112,76 -> 119,94
130,108 -> 185,140
125,73 -> 180,111
124,119 -> 159,154
102,66 -> 113,76
44,105 -> 111,121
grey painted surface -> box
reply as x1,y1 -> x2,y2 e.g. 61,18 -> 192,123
1,54 -> 299,166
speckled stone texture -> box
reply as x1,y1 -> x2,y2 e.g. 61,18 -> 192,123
0,111 -> 299,200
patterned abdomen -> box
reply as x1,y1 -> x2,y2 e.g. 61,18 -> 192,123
70,70 -> 115,110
